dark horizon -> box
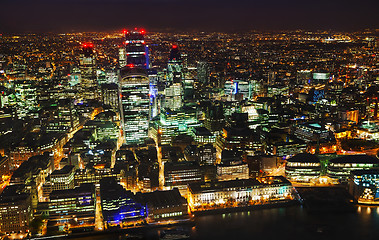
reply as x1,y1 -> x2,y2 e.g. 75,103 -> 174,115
1,0 -> 378,34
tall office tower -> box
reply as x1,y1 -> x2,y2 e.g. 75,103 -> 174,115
167,45 -> 183,84
119,47 -> 127,68
164,45 -> 183,111
119,29 -> 150,146
79,43 -> 96,79
164,83 -> 183,111
197,61 -> 210,85
79,43 -> 99,99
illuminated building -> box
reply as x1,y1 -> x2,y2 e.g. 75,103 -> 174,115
119,29 -> 150,145
204,101 -> 224,133
216,159 -> 249,181
187,176 -> 294,212
197,61 -> 210,85
137,188 -> 188,221
184,144 -> 217,166
101,83 -> 119,110
167,45 -> 183,84
151,107 -> 199,145
10,153 -> 53,187
348,170 -> 379,204
0,184 -> 31,234
293,122 -> 331,142
164,161 -> 202,195
47,183 -> 96,228
79,43 -> 99,100
100,178 -> 146,226
272,140 -> 307,159
74,168 -> 122,186
285,153 -> 321,182
42,165 -> 75,199
224,79 -> 253,100
311,72 -> 330,85
91,121 -> 119,141
46,99 -> 80,133
356,121 -> 379,140
164,83 -> 183,111
215,113 -> 263,156
296,70 -> 312,85
14,80 -> 38,119
119,47 -> 126,68
0,155 -> 9,178
327,155 -> 379,183
190,127 -> 215,145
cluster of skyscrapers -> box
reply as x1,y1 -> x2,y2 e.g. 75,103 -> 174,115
0,29 -> 378,237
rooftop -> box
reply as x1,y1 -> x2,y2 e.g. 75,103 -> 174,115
287,153 -> 319,163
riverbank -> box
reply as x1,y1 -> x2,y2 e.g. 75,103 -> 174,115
191,200 -> 299,216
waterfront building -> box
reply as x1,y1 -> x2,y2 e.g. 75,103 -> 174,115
100,178 -> 146,226
47,183 -> 96,228
137,188 -> 188,221
187,176 -> 294,212
348,169 -> 379,204
285,153 -> 321,182
327,155 -> 379,183
0,184 -> 31,234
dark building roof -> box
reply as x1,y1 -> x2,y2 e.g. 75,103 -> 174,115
169,45 -> 181,62
350,169 -> 379,176
164,161 -> 200,172
50,183 -> 94,199
193,127 -> 213,136
138,188 -> 186,208
330,155 -> 379,164
0,184 -> 29,203
11,152 -> 51,180
287,153 -> 319,163
51,165 -> 74,176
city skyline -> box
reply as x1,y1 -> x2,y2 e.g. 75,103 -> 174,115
1,0 -> 379,33
0,2 -> 379,237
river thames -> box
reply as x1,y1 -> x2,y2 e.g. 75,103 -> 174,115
74,205 -> 379,240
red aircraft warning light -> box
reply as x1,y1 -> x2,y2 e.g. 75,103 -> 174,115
172,44 -> 178,49
82,43 -> 93,48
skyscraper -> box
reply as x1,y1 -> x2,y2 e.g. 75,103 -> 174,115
119,29 -> 150,145
197,61 -> 210,85
167,45 -> 183,84
164,45 -> 183,111
79,43 -> 99,100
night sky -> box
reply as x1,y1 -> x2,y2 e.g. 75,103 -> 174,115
0,0 -> 378,33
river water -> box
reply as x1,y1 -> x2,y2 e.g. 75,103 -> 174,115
74,205 -> 379,240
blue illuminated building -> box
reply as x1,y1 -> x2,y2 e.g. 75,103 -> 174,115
100,177 -> 146,225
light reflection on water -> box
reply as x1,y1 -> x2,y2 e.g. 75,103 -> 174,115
73,205 -> 379,240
